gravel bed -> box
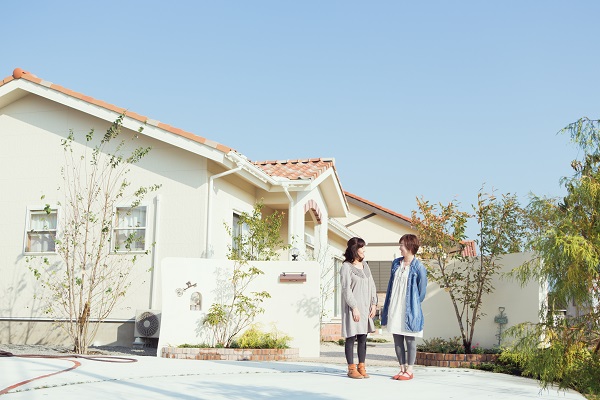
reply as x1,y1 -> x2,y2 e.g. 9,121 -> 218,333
1,339 -> 399,366
0,343 -> 156,357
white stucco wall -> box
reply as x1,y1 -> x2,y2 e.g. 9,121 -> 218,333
0,94 -> 258,343
420,252 -> 544,349
158,259 -> 321,357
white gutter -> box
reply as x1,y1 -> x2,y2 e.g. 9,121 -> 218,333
282,184 -> 294,258
205,152 -> 315,259
149,194 -> 161,309
205,164 -> 243,258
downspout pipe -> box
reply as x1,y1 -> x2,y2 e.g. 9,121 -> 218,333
149,194 -> 161,309
205,164 -> 243,258
282,184 -> 294,258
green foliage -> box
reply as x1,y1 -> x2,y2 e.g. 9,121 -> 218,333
504,321 -> 600,395
473,349 -> 526,376
178,342 -> 212,348
373,318 -> 382,329
26,114 -> 160,354
509,117 -> 600,393
226,201 -> 289,261
230,324 -> 291,349
412,189 -> 525,353
366,337 -> 388,343
417,336 -> 465,354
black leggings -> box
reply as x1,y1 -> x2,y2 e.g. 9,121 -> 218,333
393,334 -> 416,365
345,334 -> 367,364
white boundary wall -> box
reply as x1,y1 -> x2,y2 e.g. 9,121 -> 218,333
421,252 -> 545,349
158,259 -> 320,357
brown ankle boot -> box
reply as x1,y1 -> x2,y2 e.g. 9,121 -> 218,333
357,362 -> 370,378
347,364 -> 364,379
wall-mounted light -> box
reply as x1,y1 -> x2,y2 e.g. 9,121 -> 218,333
279,272 -> 306,283
291,247 -> 300,261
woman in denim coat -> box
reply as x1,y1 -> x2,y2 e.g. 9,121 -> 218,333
380,234 -> 427,380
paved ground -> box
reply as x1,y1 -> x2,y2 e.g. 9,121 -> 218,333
0,339 -> 586,399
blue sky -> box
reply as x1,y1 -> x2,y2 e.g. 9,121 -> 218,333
3,1 -> 600,240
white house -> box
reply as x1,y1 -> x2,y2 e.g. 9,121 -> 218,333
0,68 -> 348,350
0,68 -> 544,353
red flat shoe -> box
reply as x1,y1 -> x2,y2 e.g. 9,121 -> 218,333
397,371 -> 413,380
392,370 -> 403,380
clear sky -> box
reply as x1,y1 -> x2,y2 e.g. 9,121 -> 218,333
3,1 -> 599,240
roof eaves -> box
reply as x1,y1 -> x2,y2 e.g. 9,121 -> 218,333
2,68 -> 234,155
344,191 -> 411,223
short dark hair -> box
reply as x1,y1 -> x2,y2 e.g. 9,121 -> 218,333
343,237 -> 366,263
400,234 -> 420,255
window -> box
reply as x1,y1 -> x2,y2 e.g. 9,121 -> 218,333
25,207 -> 58,253
333,257 -> 342,317
113,206 -> 147,252
231,212 -> 249,258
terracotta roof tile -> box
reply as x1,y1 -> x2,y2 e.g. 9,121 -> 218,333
344,191 -> 412,223
461,240 -> 477,257
1,68 -> 234,154
254,158 -> 336,180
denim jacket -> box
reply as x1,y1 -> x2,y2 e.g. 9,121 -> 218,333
380,257 -> 428,332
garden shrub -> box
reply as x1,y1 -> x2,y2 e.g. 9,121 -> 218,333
230,324 -> 291,349
417,336 -> 500,354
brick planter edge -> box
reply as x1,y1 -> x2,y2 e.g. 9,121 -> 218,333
161,347 -> 299,361
416,351 -> 498,367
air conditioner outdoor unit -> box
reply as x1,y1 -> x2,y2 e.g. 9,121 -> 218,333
134,309 -> 161,338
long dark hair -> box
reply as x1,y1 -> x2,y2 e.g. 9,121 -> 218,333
343,237 -> 365,263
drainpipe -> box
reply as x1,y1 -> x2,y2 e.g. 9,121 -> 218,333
149,194 -> 161,309
205,164 -> 243,258
282,184 -> 294,258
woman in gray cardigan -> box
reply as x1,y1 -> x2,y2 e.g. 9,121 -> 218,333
340,237 -> 378,379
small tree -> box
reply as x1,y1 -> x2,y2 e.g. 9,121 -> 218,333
203,202 -> 288,347
27,114 -> 160,354
412,189 -> 525,353
225,201 -> 287,261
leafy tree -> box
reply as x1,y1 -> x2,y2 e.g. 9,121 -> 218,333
27,114 -> 160,354
412,189 -> 525,353
509,117 -> 600,393
225,202 -> 287,261
203,202 -> 288,347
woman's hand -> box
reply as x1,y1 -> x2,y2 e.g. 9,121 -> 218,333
352,308 -> 360,322
369,304 -> 377,318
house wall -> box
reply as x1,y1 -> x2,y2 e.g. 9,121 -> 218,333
0,94 -> 262,345
337,202 -> 415,268
421,252 -> 544,349
158,259 -> 321,357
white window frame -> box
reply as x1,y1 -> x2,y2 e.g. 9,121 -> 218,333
231,210 -> 250,257
333,256 -> 343,317
24,206 -> 59,254
112,205 -> 148,253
